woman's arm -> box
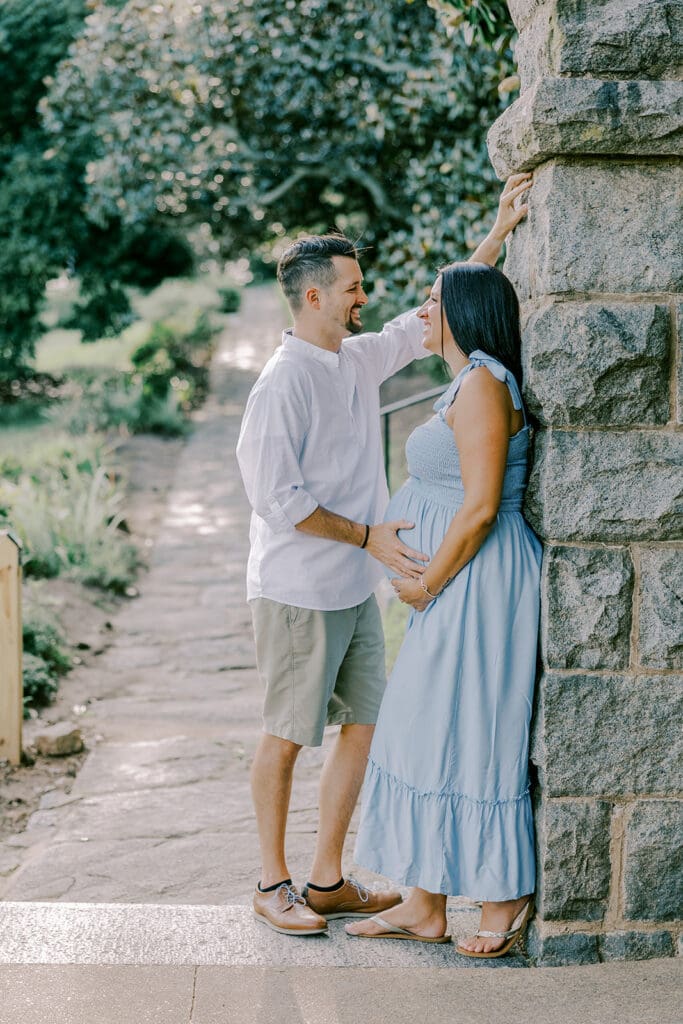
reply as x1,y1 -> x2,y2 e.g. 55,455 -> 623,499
469,173 -> 532,267
392,370 -> 511,610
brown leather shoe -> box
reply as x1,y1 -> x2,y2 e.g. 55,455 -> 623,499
253,882 -> 328,936
302,877 -> 403,920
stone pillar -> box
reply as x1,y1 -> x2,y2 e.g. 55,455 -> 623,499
488,0 -> 683,965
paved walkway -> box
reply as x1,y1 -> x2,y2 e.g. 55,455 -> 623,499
1,285 -> 680,1020
3,283 -> 347,907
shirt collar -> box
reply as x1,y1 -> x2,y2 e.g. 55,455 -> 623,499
282,330 -> 341,367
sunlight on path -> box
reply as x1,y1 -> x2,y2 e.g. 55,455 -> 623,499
215,282 -> 284,373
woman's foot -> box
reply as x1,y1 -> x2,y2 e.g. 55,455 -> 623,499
345,891 -> 447,939
457,895 -> 533,955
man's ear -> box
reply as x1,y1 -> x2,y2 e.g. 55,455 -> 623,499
304,286 -> 320,309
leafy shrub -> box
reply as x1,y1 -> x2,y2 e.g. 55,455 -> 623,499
23,604 -> 72,677
62,282 -> 138,342
183,311 -> 215,350
218,286 -> 241,314
130,310 -> 217,416
20,597 -> 72,716
49,372 -> 147,435
50,369 -> 188,438
22,653 -> 59,716
0,448 -> 139,592
49,303 -> 219,437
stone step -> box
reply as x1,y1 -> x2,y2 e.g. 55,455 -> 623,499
0,902 -> 526,969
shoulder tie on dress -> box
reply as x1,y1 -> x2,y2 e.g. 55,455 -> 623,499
434,350 -> 524,415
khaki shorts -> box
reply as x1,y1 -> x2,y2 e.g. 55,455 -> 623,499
250,594 -> 386,747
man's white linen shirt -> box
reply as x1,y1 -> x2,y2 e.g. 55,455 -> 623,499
236,309 -> 427,610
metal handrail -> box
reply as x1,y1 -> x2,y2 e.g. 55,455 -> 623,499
380,383 -> 448,482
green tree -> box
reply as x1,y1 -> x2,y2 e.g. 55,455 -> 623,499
0,0 -> 195,380
44,0 -> 515,316
0,0 -> 88,377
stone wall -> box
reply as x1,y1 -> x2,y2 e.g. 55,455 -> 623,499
488,0 -> 683,966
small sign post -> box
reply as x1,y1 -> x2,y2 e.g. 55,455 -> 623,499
0,530 -> 22,765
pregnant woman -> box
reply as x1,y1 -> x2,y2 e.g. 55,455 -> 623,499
348,262 -> 541,957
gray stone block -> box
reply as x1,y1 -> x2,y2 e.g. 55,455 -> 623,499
489,79 -> 682,177
510,1 -> 683,88
638,548 -> 683,669
677,303 -> 683,425
526,924 -> 600,966
532,673 -> 683,797
542,546 -> 633,670
525,430 -> 683,543
506,160 -> 683,298
536,799 -> 612,921
599,930 -> 676,961
624,801 -> 683,920
522,301 -> 671,427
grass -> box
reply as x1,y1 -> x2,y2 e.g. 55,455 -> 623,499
382,597 -> 410,673
0,434 -> 139,593
36,272 -> 233,375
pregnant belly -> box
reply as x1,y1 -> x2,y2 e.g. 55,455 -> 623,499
383,485 -> 438,580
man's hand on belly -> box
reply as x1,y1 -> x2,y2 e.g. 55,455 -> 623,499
366,521 -> 428,579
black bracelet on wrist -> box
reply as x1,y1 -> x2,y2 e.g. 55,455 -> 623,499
360,524 -> 370,549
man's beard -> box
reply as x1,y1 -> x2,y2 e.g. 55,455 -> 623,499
346,307 -> 363,334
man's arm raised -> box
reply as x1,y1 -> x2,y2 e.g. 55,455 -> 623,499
469,173 -> 532,267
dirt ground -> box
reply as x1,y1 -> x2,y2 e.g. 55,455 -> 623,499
0,433 -> 184,843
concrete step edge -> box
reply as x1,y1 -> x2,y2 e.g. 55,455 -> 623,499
0,901 -> 523,969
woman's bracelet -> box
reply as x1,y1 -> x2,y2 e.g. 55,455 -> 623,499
360,524 -> 370,549
420,578 -> 440,600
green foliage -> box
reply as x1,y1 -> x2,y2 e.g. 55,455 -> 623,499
0,0 -> 88,377
218,286 -> 242,314
0,440 -> 139,592
49,309 -> 217,437
0,0 -> 87,146
44,0 -> 516,315
426,0 -> 514,48
22,598 -> 72,714
22,654 -> 60,716
62,282 -> 139,343
1,0 -> 516,377
131,310 -> 217,411
23,610 -> 72,677
0,0 -> 198,379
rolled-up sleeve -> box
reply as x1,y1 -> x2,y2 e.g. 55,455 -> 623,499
345,308 -> 429,384
236,382 -> 318,533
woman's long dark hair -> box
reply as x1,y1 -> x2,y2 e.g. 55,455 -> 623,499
439,262 -> 523,385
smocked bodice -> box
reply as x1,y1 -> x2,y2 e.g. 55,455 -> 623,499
402,351 -> 529,512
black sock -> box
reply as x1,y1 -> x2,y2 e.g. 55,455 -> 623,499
306,877 -> 344,892
258,878 -> 292,892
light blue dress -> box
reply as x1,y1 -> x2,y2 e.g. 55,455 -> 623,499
355,351 -> 542,900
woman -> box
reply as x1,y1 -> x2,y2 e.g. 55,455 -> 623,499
347,262 -> 541,957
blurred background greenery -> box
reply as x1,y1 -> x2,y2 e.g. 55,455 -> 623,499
0,0 -> 515,380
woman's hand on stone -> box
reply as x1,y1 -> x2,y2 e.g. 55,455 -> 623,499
492,173 -> 532,239
391,576 -> 432,612
365,521 -> 428,579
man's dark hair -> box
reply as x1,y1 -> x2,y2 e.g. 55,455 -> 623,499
439,262 -> 523,385
277,234 -> 358,312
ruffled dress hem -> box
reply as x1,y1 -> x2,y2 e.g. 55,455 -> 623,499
354,758 -> 536,902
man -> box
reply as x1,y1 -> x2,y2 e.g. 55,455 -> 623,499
236,174 -> 531,936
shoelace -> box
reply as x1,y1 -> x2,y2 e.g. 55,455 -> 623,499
278,882 -> 306,909
347,877 -> 370,904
